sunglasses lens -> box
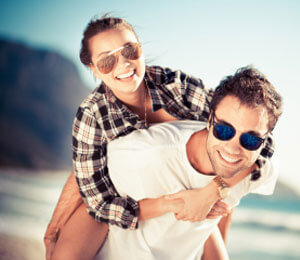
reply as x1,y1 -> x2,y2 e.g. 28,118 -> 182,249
240,133 -> 263,151
121,43 -> 141,60
213,124 -> 235,141
97,55 -> 116,74
96,43 -> 141,74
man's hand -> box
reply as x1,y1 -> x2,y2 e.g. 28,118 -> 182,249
166,181 -> 221,222
207,201 -> 230,219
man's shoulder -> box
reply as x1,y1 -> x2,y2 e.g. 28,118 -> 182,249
249,159 -> 278,195
109,120 -> 207,151
149,120 -> 206,136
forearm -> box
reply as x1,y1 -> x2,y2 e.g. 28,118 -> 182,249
138,196 -> 182,221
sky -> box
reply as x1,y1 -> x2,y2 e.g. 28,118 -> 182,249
0,0 -> 299,191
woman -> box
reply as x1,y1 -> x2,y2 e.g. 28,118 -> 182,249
45,15 -> 273,260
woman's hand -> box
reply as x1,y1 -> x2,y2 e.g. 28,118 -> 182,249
165,181 -> 221,222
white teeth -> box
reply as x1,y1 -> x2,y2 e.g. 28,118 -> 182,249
219,152 -> 239,163
117,70 -> 134,79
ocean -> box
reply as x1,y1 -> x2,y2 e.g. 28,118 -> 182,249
0,169 -> 299,260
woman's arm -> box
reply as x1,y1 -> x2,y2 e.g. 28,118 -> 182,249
138,196 -> 184,221
73,107 -> 140,230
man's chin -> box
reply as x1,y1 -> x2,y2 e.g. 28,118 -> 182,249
216,169 -> 240,179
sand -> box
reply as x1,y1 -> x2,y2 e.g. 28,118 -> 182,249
0,233 -> 45,260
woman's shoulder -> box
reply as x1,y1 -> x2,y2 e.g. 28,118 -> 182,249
78,84 -> 108,112
146,65 -> 182,84
146,65 -> 203,89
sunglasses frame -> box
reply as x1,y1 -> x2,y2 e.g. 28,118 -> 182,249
210,113 -> 267,151
95,42 -> 142,74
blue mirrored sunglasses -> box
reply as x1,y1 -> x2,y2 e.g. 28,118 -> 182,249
211,114 -> 266,151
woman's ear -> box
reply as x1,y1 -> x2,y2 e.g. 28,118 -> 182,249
89,64 -> 101,79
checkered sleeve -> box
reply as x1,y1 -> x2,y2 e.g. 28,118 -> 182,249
252,133 -> 275,180
179,70 -> 213,121
72,107 -> 139,230
181,71 -> 275,180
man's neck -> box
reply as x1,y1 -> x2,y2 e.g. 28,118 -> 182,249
186,129 -> 214,175
224,164 -> 256,187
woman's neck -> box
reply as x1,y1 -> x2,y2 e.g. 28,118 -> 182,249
116,80 -> 144,105
114,80 -> 149,118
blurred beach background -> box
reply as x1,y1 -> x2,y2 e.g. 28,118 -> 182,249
0,1 -> 299,259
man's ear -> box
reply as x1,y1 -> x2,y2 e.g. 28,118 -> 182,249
207,114 -> 212,130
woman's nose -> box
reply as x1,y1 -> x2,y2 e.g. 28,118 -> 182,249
117,54 -> 131,67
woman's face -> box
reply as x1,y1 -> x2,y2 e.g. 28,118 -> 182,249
89,28 -> 146,96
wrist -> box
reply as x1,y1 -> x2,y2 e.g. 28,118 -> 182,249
159,196 -> 173,213
208,180 -> 222,201
212,176 -> 231,199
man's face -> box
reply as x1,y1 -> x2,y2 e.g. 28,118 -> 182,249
206,95 -> 269,179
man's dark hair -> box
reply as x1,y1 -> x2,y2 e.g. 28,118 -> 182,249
210,65 -> 282,132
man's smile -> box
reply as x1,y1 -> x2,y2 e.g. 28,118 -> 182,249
218,151 -> 241,165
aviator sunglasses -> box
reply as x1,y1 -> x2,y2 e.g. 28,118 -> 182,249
95,42 -> 142,74
211,113 -> 267,151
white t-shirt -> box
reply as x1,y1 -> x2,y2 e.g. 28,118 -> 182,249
96,120 -> 277,260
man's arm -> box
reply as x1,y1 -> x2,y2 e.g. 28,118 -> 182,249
166,180 -> 226,221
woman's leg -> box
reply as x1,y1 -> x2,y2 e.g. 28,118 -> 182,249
51,203 -> 109,260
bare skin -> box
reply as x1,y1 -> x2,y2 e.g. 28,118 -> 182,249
51,203 -> 108,260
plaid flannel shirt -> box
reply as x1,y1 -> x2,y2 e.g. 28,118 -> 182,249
73,65 -> 274,230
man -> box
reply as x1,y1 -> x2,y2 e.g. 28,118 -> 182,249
96,65 -> 282,259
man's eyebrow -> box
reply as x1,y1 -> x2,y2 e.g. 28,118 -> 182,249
247,130 -> 264,138
214,116 -> 234,128
215,115 -> 264,137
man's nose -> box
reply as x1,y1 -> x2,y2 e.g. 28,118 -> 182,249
224,135 -> 242,154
